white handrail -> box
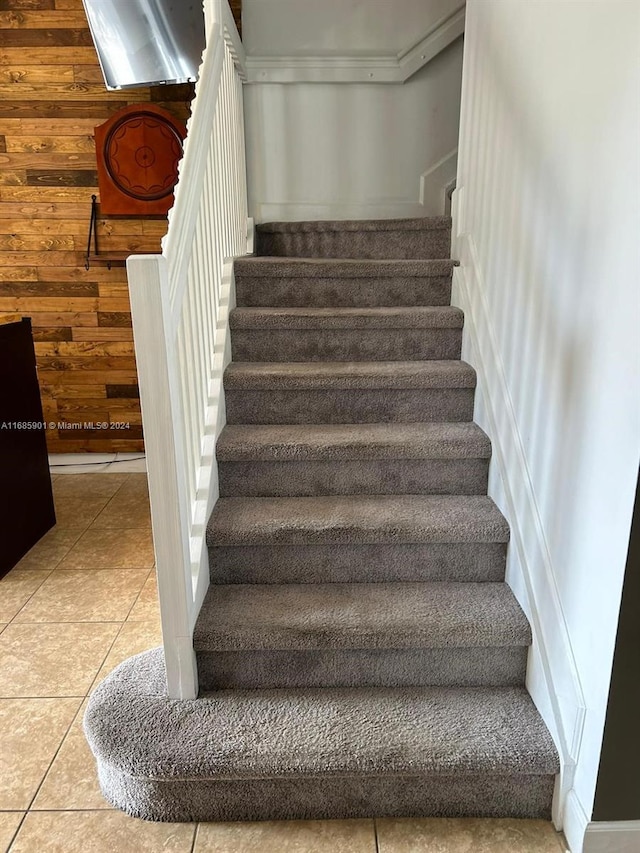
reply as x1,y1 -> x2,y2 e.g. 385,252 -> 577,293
127,2 -> 248,699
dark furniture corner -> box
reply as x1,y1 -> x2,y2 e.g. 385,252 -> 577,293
0,318 -> 56,579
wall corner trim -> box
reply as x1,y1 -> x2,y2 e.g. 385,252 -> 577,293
562,789 -> 590,853
583,821 -> 640,853
420,148 -> 458,213
245,4 -> 465,84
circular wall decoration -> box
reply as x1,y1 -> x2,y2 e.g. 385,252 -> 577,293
94,104 -> 187,215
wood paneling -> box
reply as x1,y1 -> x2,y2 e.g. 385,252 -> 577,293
0,64 -> 75,82
5,137 -> 96,151
0,118 -> 101,132
0,235 -> 76,250
0,82 -> 153,99
0,1 -> 56,11
0,28 -> 93,46
0,101 -> 129,119
0,3 -> 195,453
230,0 -> 242,35
0,280 -> 98,295
0,47 -> 100,63
1,154 -> 98,168
0,10 -> 88,25
72,328 -> 133,341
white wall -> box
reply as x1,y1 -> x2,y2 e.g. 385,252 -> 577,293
243,0 -> 463,220
243,0 -> 455,56
451,2 -> 640,851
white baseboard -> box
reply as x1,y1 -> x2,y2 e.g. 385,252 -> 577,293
49,453 -> 146,474
252,148 -> 457,223
583,821 -> 640,853
450,207 -> 586,829
254,200 -> 429,222
563,789 -> 590,853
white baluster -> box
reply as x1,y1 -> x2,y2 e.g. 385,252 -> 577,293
126,5 -> 248,698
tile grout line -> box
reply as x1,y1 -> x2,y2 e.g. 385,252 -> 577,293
85,588 -> 153,694
123,567 -> 155,619
6,810 -> 28,853
52,476 -> 141,561
86,616 -> 134,695
23,693 -> 88,815
0,684 -> 119,700
11,560 -> 152,628
3,569 -> 56,628
88,473 -> 132,528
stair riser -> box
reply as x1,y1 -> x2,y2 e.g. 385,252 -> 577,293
235,275 -> 452,307
209,542 -> 507,583
256,228 -> 451,260
224,389 -> 475,424
102,770 -> 555,822
218,459 -> 489,497
231,328 -> 462,362
196,647 -> 528,691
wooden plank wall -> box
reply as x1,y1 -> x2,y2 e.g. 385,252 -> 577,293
0,0 -> 241,454
230,1 -> 242,35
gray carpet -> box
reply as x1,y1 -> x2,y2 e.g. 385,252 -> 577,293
85,215 -> 559,822
216,422 -> 492,461
207,495 -> 510,546
234,258 -> 455,307
197,647 -> 530,690
255,216 -> 452,259
223,361 -> 477,425
219,458 -> 490,497
85,648 -> 558,821
230,306 -> 464,362
217,423 -> 491,497
193,581 -> 530,690
235,256 -> 457,277
224,359 -> 477,389
194,582 -> 531,650
209,541 -> 509,584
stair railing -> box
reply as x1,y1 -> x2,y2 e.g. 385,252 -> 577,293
126,0 -> 248,699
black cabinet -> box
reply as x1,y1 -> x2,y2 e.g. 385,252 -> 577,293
0,318 -> 56,579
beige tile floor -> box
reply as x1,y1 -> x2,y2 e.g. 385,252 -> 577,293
0,473 -> 570,852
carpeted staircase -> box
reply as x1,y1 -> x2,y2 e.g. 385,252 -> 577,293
85,216 -> 559,822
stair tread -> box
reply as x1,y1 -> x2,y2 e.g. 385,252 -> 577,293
224,360 -> 476,389
207,495 -> 509,546
235,257 -> 455,277
86,649 -> 559,780
257,216 -> 452,233
230,306 -> 463,329
194,581 -> 531,651
217,422 -> 491,461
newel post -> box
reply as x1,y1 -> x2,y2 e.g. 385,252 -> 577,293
127,254 -> 199,699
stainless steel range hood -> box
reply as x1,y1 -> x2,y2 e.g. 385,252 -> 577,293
83,0 -> 206,91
